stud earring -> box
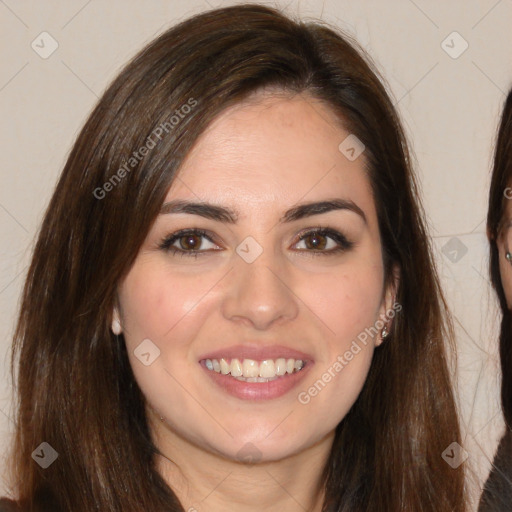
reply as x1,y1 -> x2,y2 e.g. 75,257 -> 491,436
506,252 -> 512,263
111,317 -> 122,335
381,325 -> 389,340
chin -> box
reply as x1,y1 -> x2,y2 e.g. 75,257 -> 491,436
226,424 -> 326,464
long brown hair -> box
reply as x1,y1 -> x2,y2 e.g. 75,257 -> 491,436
7,5 -> 466,511
487,88 -> 512,428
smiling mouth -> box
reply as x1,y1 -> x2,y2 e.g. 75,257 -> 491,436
201,357 -> 306,382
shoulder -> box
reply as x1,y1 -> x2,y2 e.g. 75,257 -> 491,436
478,430 -> 512,511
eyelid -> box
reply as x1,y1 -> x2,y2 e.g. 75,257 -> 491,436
159,226 -> 353,258
159,228 -> 223,254
291,227 -> 353,250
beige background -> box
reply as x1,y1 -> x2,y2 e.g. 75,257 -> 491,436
1,0 -> 511,509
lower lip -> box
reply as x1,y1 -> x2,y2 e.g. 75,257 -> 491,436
200,362 -> 313,401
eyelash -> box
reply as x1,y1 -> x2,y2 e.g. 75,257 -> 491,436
158,227 -> 353,259
159,229 -> 216,259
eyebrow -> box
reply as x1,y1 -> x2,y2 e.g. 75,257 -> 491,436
159,198 -> 367,224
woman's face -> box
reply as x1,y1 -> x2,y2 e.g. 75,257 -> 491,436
497,196 -> 512,307
116,92 -> 395,463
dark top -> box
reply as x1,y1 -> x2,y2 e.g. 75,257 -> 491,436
478,429 -> 512,511
0,498 -> 20,512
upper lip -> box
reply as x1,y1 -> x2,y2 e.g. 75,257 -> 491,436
198,344 -> 314,362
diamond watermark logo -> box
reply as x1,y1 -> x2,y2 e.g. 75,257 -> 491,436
236,236 -> 263,264
441,31 -> 468,59
441,237 -> 468,263
338,134 -> 365,161
31,32 -> 59,59
134,338 -> 161,366
32,442 -> 59,469
442,442 -> 468,469
236,442 -> 262,465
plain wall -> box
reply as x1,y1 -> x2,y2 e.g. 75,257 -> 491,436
1,1 -> 511,509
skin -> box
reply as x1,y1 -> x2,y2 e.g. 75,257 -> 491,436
497,199 -> 512,307
115,91 -> 396,512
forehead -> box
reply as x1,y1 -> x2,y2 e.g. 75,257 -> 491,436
168,92 -> 376,223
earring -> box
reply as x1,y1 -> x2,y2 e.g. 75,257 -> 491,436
506,252 -> 512,263
111,317 -> 122,335
381,325 -> 389,340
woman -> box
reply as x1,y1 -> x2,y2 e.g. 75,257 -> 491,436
2,5 -> 467,511
479,88 -> 512,511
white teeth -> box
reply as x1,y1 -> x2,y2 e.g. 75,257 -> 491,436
235,375 -> 279,383
230,358 -> 243,377
242,359 -> 259,378
220,358 -> 230,375
275,358 -> 287,376
259,360 -> 275,378
204,357 -> 305,379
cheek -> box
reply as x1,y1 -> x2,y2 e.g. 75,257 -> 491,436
497,237 -> 512,309
297,261 -> 384,347
118,259 -> 220,345
500,257 -> 512,309
293,260 -> 384,417
117,261 -> 222,435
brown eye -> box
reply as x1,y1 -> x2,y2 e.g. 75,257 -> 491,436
159,229 -> 220,256
304,232 -> 328,250
293,228 -> 353,255
179,234 -> 203,250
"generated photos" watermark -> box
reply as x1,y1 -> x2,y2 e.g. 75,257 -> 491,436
93,97 -> 198,200
297,301 -> 402,404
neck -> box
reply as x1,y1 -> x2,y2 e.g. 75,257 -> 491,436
149,412 -> 333,512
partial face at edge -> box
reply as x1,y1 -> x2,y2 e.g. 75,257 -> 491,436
115,91 -> 396,463
497,195 -> 512,308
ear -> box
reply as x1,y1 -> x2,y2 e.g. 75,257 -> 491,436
111,306 -> 122,335
375,264 -> 400,347
496,225 -> 508,253
487,224 -> 494,242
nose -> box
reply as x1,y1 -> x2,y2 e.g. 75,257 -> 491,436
220,251 -> 299,331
